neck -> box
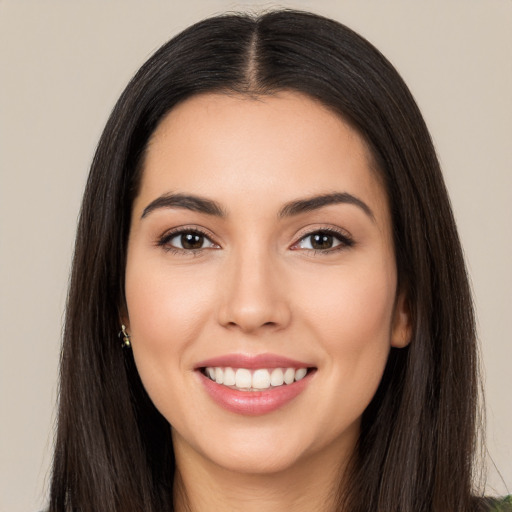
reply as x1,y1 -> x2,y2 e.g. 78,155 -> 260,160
172,432 -> 354,512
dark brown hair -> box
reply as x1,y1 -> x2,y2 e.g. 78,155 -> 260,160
50,10 -> 486,511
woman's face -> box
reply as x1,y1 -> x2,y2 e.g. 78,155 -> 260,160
124,92 -> 410,475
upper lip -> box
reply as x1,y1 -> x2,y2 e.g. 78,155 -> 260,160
194,353 -> 315,370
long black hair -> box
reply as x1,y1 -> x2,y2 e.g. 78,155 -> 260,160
50,10 -> 484,511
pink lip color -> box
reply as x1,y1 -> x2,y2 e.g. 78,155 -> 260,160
198,371 -> 313,415
195,353 -> 315,416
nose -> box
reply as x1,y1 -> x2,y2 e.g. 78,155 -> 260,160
216,246 -> 292,334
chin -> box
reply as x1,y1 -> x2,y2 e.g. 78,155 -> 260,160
206,444 -> 308,476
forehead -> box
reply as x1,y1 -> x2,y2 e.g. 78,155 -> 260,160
135,91 -> 388,221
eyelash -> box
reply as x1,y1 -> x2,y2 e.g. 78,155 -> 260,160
156,227 -> 216,255
291,228 -> 355,255
156,227 -> 354,255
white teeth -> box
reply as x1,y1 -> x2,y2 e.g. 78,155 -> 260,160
223,367 -> 236,386
283,367 -> 295,385
252,369 -> 271,389
270,368 -> 284,386
235,368 -> 252,389
295,368 -> 307,381
204,366 -> 310,390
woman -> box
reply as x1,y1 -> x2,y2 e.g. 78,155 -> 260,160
48,10 -> 510,512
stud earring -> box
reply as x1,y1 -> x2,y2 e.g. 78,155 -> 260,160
119,324 -> 131,348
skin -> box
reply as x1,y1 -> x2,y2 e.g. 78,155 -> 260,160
124,91 -> 411,512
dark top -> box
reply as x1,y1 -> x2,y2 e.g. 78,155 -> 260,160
491,495 -> 512,511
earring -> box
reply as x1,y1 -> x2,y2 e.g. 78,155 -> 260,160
119,324 -> 131,348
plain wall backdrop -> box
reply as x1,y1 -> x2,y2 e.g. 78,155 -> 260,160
0,1 -> 510,510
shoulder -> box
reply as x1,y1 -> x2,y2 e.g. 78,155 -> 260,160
473,496 -> 512,511
488,495 -> 512,511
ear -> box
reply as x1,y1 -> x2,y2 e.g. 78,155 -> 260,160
119,305 -> 130,331
390,290 -> 412,348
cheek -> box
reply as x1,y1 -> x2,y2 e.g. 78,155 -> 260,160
124,258 -> 217,426
125,257 -> 212,346
299,261 -> 395,338
123,253 -> 216,408
295,258 -> 396,388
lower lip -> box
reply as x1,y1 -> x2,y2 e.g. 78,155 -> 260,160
198,371 -> 314,415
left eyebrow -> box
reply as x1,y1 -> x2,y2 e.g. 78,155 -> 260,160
278,192 -> 375,221
141,193 -> 226,219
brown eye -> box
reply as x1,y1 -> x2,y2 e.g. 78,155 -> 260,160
181,233 -> 205,250
163,230 -> 217,251
295,230 -> 353,252
310,233 -> 335,250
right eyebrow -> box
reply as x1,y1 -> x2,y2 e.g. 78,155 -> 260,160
141,193 -> 226,219
279,192 -> 375,222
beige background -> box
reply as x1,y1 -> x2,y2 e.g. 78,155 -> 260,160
0,1 -> 510,510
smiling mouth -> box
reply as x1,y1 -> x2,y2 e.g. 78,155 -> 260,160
200,366 -> 316,392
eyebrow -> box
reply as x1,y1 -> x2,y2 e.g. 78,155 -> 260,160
141,191 -> 374,221
141,193 -> 226,219
279,192 -> 375,221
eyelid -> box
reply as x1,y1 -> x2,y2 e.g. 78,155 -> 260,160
290,226 -> 355,252
156,225 -> 220,253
